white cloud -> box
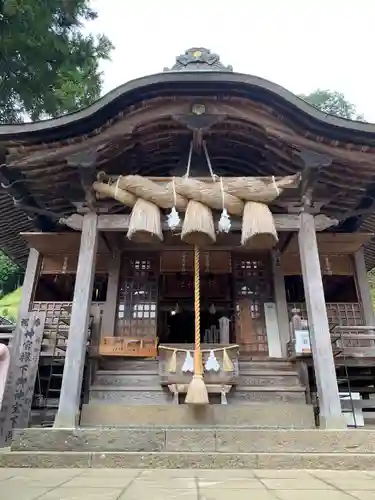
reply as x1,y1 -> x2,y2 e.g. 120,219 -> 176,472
87,0 -> 375,121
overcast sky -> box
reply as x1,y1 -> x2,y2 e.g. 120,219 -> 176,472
88,0 -> 374,121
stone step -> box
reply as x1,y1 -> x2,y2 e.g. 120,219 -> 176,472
1,450 -> 374,470
89,386 -> 172,405
94,370 -> 301,388
94,371 -> 159,387
239,360 -> 296,371
12,428 -> 375,454
80,403 -> 315,427
89,384 -> 306,404
99,358 -> 159,371
234,385 -> 304,392
230,385 -> 306,403
238,371 -> 301,387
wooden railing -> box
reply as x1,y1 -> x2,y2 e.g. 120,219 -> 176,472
30,301 -> 104,356
287,302 -> 373,350
287,302 -> 364,330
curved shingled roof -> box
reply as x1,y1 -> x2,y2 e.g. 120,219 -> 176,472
1,65 -> 375,144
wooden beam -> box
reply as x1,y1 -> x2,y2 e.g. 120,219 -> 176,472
54,213 -> 98,428
271,250 -> 290,357
67,151 -> 98,212
297,150 -> 332,200
298,211 -> 346,429
59,213 -> 83,231
101,254 -> 120,336
90,213 -> 338,233
78,166 -> 96,211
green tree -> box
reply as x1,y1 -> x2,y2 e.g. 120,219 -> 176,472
369,269 -> 375,304
0,251 -> 22,296
299,89 -> 364,121
0,0 -> 113,123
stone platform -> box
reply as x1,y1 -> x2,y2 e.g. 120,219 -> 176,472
80,402 -> 315,427
2,427 -> 375,470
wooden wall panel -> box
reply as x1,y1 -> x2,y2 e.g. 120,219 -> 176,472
281,254 -> 354,276
160,250 -> 232,274
41,254 -> 108,274
285,233 -> 372,255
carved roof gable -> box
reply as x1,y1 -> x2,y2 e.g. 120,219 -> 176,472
164,47 -> 233,72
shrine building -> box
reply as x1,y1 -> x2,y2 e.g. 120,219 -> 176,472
1,48 -> 375,466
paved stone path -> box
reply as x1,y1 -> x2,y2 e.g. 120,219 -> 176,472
0,468 -> 375,499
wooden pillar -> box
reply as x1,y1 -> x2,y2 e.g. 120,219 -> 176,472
0,248 -> 41,446
298,211 -> 346,429
101,254 -> 120,336
54,213 -> 98,428
271,250 -> 290,357
354,249 -> 375,326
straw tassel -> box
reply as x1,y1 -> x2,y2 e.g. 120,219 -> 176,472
185,246 -> 209,404
168,349 -> 177,373
222,348 -> 234,372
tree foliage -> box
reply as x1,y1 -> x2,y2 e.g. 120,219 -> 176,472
0,251 -> 22,297
300,90 -> 375,300
0,0 -> 113,123
299,89 -> 364,121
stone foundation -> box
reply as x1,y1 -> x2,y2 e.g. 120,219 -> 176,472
80,403 -> 315,428
2,451 -> 375,470
12,428 -> 375,454
4,426 -> 375,470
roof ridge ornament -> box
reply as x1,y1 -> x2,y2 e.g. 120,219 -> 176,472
164,47 -> 233,72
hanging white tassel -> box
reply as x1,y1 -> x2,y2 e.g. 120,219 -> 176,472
167,177 -> 181,231
167,206 -> 180,230
218,208 -> 231,233
209,303 -> 216,315
204,350 -> 220,372
218,177 -> 231,233
182,350 -> 194,373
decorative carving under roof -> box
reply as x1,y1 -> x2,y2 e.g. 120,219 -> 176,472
164,47 -> 233,72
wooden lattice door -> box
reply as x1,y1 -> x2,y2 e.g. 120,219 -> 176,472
116,254 -> 159,340
233,254 -> 273,355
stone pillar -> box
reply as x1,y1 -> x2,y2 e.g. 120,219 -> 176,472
0,248 -> 42,446
271,250 -> 290,357
54,213 -> 98,428
354,249 -> 375,327
8,248 -> 41,353
298,211 -> 346,429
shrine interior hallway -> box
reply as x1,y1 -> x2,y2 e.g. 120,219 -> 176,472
0,467 -> 374,499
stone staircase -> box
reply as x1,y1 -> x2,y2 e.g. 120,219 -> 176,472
2,426 -> 375,470
2,358 -> 371,470
232,358 -> 306,403
88,358 -> 307,405
89,359 -> 171,404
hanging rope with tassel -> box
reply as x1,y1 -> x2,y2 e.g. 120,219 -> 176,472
185,245 -> 209,404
